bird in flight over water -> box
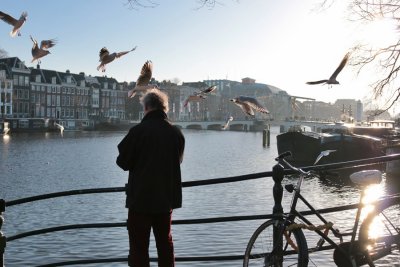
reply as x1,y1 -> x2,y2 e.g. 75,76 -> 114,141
127,60 -> 158,98
306,52 -> 350,86
0,11 -> 27,37
221,116 -> 233,130
30,35 -> 57,64
230,96 -> 269,116
183,85 -> 217,108
314,149 -> 336,165
97,46 -> 137,72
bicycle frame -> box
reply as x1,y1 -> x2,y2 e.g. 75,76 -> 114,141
279,157 -> 367,260
284,175 -> 361,254
279,157 -> 400,265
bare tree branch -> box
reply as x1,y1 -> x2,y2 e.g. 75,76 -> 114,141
125,0 -> 159,10
125,0 -> 238,10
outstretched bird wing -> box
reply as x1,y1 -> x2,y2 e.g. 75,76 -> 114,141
239,96 -> 269,114
0,11 -> 17,26
200,85 -> 217,94
329,52 -> 350,80
30,35 -> 38,48
183,94 -> 205,107
40,39 -> 56,50
238,103 -> 255,116
115,46 -> 137,58
306,80 -> 329,85
136,60 -> 153,86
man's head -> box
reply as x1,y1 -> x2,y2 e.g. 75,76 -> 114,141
141,89 -> 169,115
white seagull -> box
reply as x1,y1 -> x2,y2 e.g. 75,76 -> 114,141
0,11 -> 27,37
30,35 -> 57,64
314,150 -> 336,165
127,60 -> 158,98
97,46 -> 137,72
306,52 -> 350,86
230,96 -> 269,116
221,116 -> 233,130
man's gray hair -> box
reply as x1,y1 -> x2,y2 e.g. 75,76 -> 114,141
141,89 -> 169,113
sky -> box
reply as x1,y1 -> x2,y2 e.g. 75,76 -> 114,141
1,0 -> 398,112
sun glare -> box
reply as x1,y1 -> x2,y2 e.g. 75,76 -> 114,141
361,184 -> 384,220
359,18 -> 398,48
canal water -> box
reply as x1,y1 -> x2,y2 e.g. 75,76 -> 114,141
1,127 -> 399,266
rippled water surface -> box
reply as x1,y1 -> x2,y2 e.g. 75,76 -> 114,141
1,127 -> 399,266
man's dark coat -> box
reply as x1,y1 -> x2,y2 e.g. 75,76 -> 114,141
117,110 -> 185,213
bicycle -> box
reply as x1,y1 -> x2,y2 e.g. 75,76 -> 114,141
243,151 -> 400,267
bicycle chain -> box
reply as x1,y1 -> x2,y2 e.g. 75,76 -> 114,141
286,222 -> 333,231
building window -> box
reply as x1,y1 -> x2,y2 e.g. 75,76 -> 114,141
24,76 -> 29,86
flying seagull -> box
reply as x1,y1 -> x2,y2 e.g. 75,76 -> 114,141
97,46 -> 137,72
183,93 -> 206,108
314,150 -> 336,165
30,35 -> 57,64
221,116 -> 233,130
127,60 -> 158,98
306,52 -> 350,86
230,96 -> 269,116
0,11 -> 27,37
183,85 -> 216,108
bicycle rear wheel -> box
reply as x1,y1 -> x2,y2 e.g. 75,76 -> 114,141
359,200 -> 400,264
243,219 -> 308,267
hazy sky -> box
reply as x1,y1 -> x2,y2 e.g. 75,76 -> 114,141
1,0 -> 397,110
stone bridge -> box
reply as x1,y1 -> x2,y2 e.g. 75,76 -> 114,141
172,120 -> 261,131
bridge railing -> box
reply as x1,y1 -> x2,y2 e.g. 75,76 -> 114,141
1,154 -> 400,266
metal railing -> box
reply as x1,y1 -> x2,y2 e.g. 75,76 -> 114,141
1,153 -> 400,266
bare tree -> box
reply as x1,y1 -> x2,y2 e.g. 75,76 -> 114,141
125,0 -> 237,10
125,0 -> 159,10
320,0 -> 400,115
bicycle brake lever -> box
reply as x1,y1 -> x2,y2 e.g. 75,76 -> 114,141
275,151 -> 292,161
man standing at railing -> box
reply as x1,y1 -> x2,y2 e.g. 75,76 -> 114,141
116,89 -> 185,267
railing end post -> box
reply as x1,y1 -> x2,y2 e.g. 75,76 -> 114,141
272,163 -> 284,216
0,200 -> 4,213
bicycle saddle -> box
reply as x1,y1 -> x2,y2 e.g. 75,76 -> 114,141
349,169 -> 382,185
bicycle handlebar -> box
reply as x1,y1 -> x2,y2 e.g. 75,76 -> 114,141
275,151 -> 310,176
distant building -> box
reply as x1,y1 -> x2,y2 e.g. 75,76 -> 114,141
0,57 -> 31,118
205,78 -> 290,121
0,63 -> 13,118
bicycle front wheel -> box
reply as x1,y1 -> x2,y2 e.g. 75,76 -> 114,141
243,219 -> 309,267
359,200 -> 400,264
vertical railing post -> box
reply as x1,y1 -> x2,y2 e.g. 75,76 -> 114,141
272,162 -> 284,215
0,199 -> 6,267
272,162 -> 284,266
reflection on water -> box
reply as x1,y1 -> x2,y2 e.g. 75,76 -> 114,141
1,128 -> 399,266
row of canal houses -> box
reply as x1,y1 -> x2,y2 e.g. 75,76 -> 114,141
0,57 -> 292,131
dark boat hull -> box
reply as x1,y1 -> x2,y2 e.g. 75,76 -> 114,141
277,131 -> 385,170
